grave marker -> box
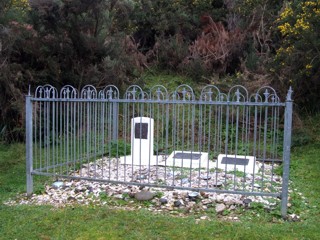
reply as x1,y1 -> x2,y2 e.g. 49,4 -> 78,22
217,154 -> 260,174
164,150 -> 213,169
121,117 -> 156,165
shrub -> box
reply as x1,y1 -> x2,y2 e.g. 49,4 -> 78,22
186,18 -> 246,75
275,1 -> 320,111
0,0 -> 145,142
148,34 -> 189,70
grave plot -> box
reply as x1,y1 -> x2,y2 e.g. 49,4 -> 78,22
71,157 -> 282,195
26,84 -> 293,217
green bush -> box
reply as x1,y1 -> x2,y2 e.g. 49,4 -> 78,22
0,0 -> 143,142
104,140 -> 131,157
275,1 -> 320,111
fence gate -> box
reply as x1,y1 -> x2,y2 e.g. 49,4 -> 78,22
26,84 -> 293,217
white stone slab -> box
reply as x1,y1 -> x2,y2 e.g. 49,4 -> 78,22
120,155 -> 159,166
217,154 -> 260,174
120,117 -> 157,165
163,151 -> 213,169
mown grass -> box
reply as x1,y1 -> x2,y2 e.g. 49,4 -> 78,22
0,115 -> 320,239
0,203 -> 319,240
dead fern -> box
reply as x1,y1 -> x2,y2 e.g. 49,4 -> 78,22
187,16 -> 245,74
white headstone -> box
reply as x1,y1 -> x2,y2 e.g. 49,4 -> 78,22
121,117 -> 156,165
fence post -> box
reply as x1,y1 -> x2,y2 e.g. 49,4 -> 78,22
26,87 -> 33,195
281,87 -> 293,218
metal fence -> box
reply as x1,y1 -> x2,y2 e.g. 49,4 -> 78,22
26,84 -> 293,217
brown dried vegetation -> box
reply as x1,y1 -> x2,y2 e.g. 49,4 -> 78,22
186,16 -> 246,74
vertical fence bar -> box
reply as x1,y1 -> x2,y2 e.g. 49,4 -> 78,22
112,102 -> 118,141
26,88 -> 33,195
281,87 -> 293,218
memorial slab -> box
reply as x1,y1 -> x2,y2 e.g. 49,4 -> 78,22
217,154 -> 260,174
164,151 -> 213,169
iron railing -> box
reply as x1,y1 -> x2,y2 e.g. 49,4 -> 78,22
26,84 -> 293,217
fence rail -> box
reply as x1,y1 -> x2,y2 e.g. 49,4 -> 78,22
26,84 -> 293,218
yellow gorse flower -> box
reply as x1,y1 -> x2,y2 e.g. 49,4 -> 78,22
295,18 -> 311,31
280,6 -> 293,19
306,64 -> 312,69
278,1 -> 319,36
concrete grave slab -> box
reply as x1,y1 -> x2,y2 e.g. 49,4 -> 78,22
163,151 -> 214,169
217,154 -> 260,174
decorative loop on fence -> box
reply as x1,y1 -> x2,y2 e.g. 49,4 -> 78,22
80,85 -> 97,99
32,84 -> 288,104
142,91 -> 150,100
124,85 -> 144,100
172,84 -> 195,101
35,84 -> 58,99
228,85 -> 248,102
99,85 -> 120,99
200,85 -> 221,102
60,85 -> 78,99
255,86 -> 280,103
250,93 -> 262,103
149,85 -> 168,100
218,93 -> 228,102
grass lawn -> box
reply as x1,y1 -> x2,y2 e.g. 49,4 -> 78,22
1,115 -> 320,239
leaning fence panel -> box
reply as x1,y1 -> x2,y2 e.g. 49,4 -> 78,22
26,84 -> 292,217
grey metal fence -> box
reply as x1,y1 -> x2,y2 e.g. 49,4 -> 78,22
26,84 -> 293,217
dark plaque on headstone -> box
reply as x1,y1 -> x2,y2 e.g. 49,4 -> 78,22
221,157 -> 249,166
173,153 -> 202,160
135,123 -> 148,139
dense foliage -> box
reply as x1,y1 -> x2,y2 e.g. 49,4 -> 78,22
0,0 -> 319,142
275,0 -> 320,111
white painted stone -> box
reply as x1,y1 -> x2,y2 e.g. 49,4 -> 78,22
215,203 -> 226,213
217,154 -> 260,174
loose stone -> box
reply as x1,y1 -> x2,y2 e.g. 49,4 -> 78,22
159,198 -> 168,204
215,203 -> 226,214
243,198 -> 252,208
200,175 -> 211,180
136,175 -> 147,180
113,194 -> 124,200
134,191 -> 154,201
188,191 -> 199,201
52,181 -> 64,189
213,182 -> 223,187
181,178 -> 190,184
174,200 -> 182,207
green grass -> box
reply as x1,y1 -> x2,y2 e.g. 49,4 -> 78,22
0,204 -> 319,240
0,115 -> 320,239
0,144 -> 47,203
